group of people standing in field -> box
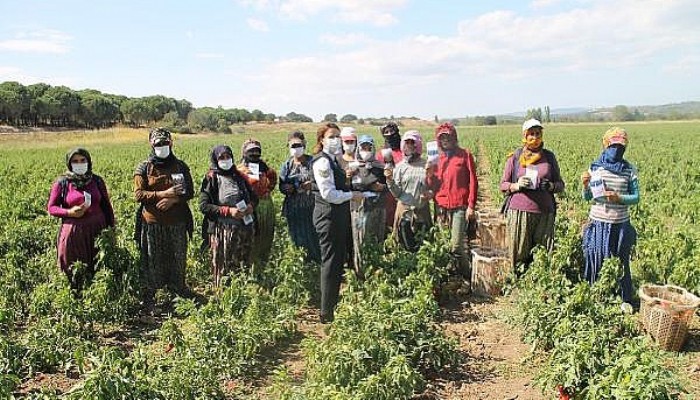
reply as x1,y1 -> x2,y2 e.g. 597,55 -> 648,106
47,120 -> 640,320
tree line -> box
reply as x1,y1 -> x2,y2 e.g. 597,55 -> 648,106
0,81 -> 317,133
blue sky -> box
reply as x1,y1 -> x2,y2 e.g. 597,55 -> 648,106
1,0 -> 698,121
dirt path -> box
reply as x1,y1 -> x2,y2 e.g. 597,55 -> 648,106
426,295 -> 540,400
422,140 -> 540,399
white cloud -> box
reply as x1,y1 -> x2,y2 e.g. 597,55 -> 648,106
185,30 -> 194,39
663,55 -> 700,75
0,29 -> 72,54
195,52 -> 225,59
247,18 -> 270,32
239,0 -> 406,26
242,0 -> 700,118
319,33 -> 368,46
530,0 -> 561,9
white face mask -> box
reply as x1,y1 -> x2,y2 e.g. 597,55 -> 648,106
342,142 -> 356,154
154,145 -> 171,159
290,147 -> 304,158
217,159 -> 233,170
71,162 -> 89,175
324,137 -> 342,155
359,150 -> 373,162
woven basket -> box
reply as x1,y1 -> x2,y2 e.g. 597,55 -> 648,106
638,284 -> 700,352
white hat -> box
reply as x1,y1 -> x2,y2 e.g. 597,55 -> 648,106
340,126 -> 356,140
522,119 -> 543,132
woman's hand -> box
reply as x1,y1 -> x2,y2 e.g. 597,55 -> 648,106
384,168 -> 393,181
467,207 -> 475,220
281,183 -> 294,193
420,190 -> 434,201
160,185 -> 182,198
371,182 -> 386,192
156,197 -> 178,211
604,190 -> 621,204
581,171 -> 591,187
67,205 -> 87,218
229,207 -> 242,219
300,180 -> 312,191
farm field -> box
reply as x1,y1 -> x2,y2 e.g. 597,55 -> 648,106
0,120 -> 699,399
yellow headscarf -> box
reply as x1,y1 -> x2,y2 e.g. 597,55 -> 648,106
602,127 -> 628,148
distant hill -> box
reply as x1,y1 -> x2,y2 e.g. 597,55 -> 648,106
455,101 -> 700,125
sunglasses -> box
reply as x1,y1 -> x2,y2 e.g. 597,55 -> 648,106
290,143 -> 304,149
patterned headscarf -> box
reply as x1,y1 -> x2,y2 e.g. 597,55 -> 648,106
241,138 -> 261,156
147,127 -> 176,166
64,147 -> 93,189
149,127 -> 172,145
602,127 -> 628,148
435,122 -> 458,154
240,138 -> 269,172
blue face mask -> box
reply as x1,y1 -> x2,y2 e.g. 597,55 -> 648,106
602,145 -> 625,163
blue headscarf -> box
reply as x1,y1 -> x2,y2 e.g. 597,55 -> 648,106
590,144 -> 630,175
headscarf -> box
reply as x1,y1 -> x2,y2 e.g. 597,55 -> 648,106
64,148 -> 93,189
591,127 -> 630,174
357,134 -> 376,162
519,121 -> 544,167
435,122 -> 458,156
401,130 -> 423,159
209,145 -> 236,176
241,138 -> 269,172
340,127 -> 357,141
148,127 -> 176,166
381,122 -> 401,150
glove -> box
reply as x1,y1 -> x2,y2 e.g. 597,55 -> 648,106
539,179 -> 554,192
516,176 -> 532,190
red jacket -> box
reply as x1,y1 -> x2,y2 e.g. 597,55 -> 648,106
427,147 -> 478,210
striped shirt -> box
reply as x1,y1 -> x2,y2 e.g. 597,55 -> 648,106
388,157 -> 429,209
584,166 -> 639,223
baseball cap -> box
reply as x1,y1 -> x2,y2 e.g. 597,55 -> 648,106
522,119 -> 543,132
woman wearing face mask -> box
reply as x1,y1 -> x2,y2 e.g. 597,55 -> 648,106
200,145 -> 258,287
338,127 -> 358,171
500,119 -> 564,274
581,127 -> 638,306
386,130 -> 432,251
378,122 -> 404,231
348,135 -> 387,276
311,123 -> 363,323
48,148 -> 115,293
134,127 -> 195,311
279,131 -> 321,264
238,139 -> 277,268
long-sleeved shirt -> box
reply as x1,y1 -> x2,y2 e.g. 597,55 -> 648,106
499,149 -> 565,214
426,147 -> 478,210
583,165 -> 639,223
134,159 -> 194,225
388,156 -> 429,209
312,152 -> 353,205
199,170 -> 258,231
48,177 -> 115,227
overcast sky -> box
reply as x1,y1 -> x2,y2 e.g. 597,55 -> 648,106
1,0 -> 698,120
